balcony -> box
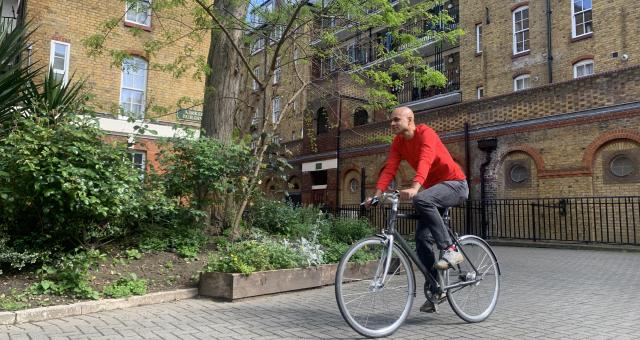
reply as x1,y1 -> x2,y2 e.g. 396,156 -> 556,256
394,67 -> 460,109
1,16 -> 17,32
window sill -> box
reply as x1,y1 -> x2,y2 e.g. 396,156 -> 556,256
512,51 -> 530,59
124,21 -> 152,32
570,32 -> 593,43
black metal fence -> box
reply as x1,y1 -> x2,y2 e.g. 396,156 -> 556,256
329,197 -> 640,246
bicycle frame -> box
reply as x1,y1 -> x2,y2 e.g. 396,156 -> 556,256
374,192 -> 483,295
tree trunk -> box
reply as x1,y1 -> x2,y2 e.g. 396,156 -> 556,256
201,0 -> 249,142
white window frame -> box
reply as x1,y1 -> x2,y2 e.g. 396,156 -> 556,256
272,96 -> 281,123
270,25 -> 284,43
571,0 -> 593,38
477,86 -> 484,99
512,6 -> 529,55
125,0 -> 152,27
573,59 -> 594,78
273,57 -> 281,85
119,57 -> 148,119
49,40 -> 70,86
513,74 -> 531,91
129,151 -> 146,171
253,66 -> 261,91
250,38 -> 265,55
475,24 -> 483,54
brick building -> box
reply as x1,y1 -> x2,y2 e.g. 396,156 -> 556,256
6,0 -> 208,171
268,0 -> 640,211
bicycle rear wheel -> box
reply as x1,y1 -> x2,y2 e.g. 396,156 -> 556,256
446,235 -> 500,322
335,236 -> 415,338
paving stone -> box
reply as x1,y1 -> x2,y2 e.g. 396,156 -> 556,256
1,247 -> 639,339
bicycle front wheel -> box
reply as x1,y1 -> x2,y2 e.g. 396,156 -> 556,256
446,235 -> 500,323
335,236 -> 415,338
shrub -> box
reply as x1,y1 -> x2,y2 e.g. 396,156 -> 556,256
30,249 -> 105,300
248,198 -> 324,238
102,273 -> 148,298
204,240 -> 305,275
0,117 -> 143,251
330,217 -> 375,245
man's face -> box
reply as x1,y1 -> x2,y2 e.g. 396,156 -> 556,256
390,109 -> 409,135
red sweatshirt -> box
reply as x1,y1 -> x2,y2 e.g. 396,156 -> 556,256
376,124 -> 466,191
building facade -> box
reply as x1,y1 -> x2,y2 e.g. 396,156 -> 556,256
7,0 -> 208,171
269,0 -> 640,209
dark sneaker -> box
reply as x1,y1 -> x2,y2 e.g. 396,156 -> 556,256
420,300 -> 437,313
435,249 -> 464,270
420,294 -> 446,313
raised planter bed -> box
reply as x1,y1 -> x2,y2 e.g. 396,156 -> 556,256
199,261 -> 379,300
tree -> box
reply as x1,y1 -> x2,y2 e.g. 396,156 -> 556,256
84,0 -> 461,235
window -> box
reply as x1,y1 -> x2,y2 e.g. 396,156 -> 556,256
273,57 -> 281,84
250,38 -> 265,54
347,43 -> 356,63
572,0 -> 593,38
253,66 -> 261,91
512,7 -> 529,54
573,59 -> 594,78
129,151 -> 146,179
475,24 -> 483,54
610,155 -> 634,178
120,57 -> 148,119
510,165 -> 529,183
514,74 -> 530,91
270,25 -> 284,42
49,41 -> 70,85
349,179 -> 359,193
316,107 -> 329,134
125,0 -> 151,27
353,107 -> 368,126
477,86 -> 484,99
272,96 -> 281,123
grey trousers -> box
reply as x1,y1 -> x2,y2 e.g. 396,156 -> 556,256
412,180 -> 469,288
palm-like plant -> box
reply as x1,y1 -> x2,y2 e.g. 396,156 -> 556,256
0,19 -> 40,133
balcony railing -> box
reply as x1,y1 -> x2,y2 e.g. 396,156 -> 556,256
394,67 -> 460,104
1,16 -> 17,33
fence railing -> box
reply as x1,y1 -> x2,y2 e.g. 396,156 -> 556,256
328,197 -> 640,246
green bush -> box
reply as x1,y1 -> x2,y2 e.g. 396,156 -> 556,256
321,242 -> 350,264
330,217 -> 374,245
102,274 -> 148,298
204,240 -> 305,275
0,117 -> 143,251
249,198 -> 322,238
30,249 -> 105,300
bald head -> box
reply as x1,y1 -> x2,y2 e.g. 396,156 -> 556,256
390,106 -> 416,138
392,106 -> 414,122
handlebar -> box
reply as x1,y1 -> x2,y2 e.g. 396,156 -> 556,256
360,190 -> 400,207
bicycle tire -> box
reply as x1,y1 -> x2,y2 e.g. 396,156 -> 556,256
335,236 -> 415,338
446,235 -> 500,323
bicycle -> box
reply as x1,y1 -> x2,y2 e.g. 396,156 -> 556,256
335,191 -> 501,338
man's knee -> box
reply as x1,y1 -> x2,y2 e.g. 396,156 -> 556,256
413,194 -> 436,207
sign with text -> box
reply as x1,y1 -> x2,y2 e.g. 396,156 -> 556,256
177,109 -> 203,122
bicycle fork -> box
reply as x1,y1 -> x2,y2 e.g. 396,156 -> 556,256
369,235 -> 395,292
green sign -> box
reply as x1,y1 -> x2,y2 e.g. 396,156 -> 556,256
315,163 -> 322,170
177,109 -> 203,122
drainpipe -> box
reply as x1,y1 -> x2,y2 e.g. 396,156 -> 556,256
335,96 -> 342,210
546,0 -> 553,83
464,123 -> 472,235
477,138 -> 497,239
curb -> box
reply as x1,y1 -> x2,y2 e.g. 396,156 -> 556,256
487,239 -> 640,253
0,288 -> 198,325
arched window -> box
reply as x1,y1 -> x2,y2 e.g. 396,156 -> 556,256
316,107 -> 329,134
353,107 -> 368,126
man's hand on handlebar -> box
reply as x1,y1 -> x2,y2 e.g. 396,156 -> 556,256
362,189 -> 384,208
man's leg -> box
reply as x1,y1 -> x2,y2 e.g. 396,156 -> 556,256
413,181 -> 469,268
415,219 -> 438,288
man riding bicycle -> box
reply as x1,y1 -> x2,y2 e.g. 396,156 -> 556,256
365,106 -> 469,313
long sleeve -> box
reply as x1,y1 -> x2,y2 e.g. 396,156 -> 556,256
412,132 -> 435,185
376,139 -> 402,192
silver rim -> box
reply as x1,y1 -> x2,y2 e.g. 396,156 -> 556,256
446,236 -> 500,322
335,237 -> 415,338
